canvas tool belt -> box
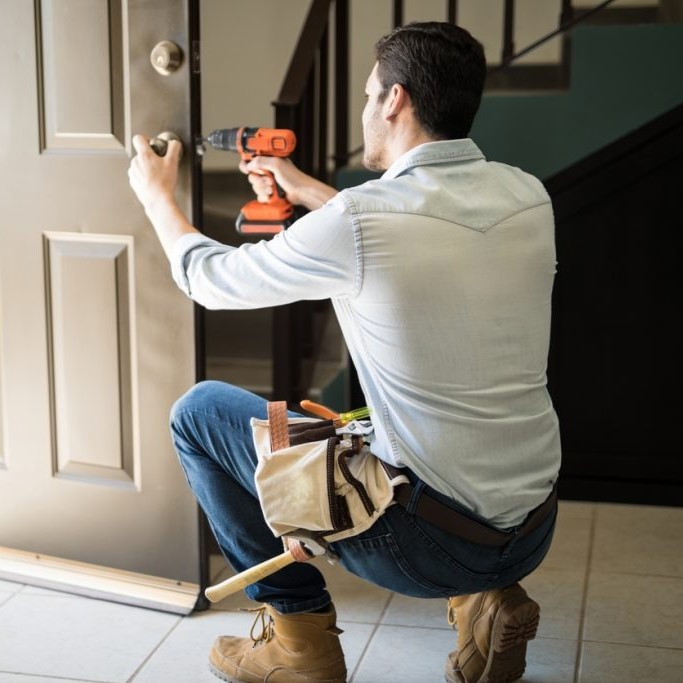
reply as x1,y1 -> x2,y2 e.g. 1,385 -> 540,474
252,401 -> 409,544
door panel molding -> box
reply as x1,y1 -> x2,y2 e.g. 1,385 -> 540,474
36,0 -> 126,152
43,232 -> 139,489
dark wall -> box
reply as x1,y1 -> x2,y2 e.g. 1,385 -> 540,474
546,105 -> 683,505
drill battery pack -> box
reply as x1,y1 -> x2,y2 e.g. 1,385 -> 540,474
236,197 -> 296,235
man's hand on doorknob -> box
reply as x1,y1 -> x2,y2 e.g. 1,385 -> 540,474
128,134 -> 182,215
127,133 -> 198,259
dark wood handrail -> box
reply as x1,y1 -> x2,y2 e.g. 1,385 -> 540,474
489,0 -> 618,73
273,0 -> 332,108
502,0 -> 515,64
270,0 -> 340,405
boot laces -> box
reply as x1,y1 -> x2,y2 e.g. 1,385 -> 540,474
242,605 -> 274,646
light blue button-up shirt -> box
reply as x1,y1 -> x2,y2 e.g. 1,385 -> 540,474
171,139 -> 561,527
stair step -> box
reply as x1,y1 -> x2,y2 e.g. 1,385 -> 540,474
205,356 -> 344,401
576,6 -> 661,26
205,309 -> 272,359
203,171 -> 258,246
486,64 -> 568,93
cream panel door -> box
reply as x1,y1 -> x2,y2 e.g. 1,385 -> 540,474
0,0 -> 202,612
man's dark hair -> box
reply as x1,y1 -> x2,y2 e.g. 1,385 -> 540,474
374,22 -> 486,140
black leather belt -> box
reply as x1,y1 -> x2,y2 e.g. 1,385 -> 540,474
393,484 -> 557,546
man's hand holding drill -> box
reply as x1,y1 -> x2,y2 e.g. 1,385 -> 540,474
239,156 -> 336,212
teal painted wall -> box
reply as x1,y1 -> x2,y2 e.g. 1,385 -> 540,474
471,23 -> 683,179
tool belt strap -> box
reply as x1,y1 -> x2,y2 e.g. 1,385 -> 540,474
267,401 -> 290,452
393,484 -> 557,547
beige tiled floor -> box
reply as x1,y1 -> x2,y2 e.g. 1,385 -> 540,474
1,500 -> 682,682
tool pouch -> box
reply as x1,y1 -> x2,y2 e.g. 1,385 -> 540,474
252,402 -> 409,543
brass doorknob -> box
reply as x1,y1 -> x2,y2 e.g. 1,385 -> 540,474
149,132 -> 183,158
150,41 -> 183,75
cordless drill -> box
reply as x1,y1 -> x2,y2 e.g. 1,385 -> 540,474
201,127 -> 297,235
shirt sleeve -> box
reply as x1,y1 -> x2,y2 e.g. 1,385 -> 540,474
169,192 -> 358,310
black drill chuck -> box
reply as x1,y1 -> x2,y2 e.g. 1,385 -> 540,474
204,128 -> 239,151
204,127 -> 260,152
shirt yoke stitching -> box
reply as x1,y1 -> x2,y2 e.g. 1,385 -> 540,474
487,200 -> 551,231
345,199 -> 551,233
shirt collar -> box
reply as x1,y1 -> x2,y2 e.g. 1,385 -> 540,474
382,138 -> 485,180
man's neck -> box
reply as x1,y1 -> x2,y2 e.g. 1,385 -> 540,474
385,124 -> 439,167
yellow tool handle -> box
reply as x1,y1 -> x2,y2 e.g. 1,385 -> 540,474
204,550 -> 296,603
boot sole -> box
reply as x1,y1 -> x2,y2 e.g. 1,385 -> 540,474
209,661 -> 262,683
478,595 -> 540,683
208,661 -> 239,683
209,660 -> 348,683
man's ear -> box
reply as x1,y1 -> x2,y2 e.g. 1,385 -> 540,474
383,83 -> 410,120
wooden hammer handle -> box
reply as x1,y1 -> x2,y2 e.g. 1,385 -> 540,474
205,550 -> 296,603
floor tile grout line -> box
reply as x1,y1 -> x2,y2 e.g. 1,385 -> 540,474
0,588 -> 22,610
572,504 -> 597,683
581,569 -> 683,581
125,615 -> 185,683
0,669 -> 113,683
580,638 -> 683,652
348,591 -> 395,683
352,621 -> 450,631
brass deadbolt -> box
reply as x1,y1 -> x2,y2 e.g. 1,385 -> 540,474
150,41 -> 183,76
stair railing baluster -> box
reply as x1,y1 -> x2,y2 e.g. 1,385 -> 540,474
447,0 -> 458,25
393,0 -> 403,28
502,0 -> 516,66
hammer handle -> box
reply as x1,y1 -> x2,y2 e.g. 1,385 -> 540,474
205,550 -> 296,603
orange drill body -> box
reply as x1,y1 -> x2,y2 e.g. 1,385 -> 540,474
203,127 -> 297,235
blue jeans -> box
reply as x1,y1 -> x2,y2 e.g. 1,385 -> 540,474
170,381 -> 556,614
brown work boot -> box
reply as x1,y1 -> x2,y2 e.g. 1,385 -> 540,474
445,583 -> 540,683
209,604 -> 347,683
